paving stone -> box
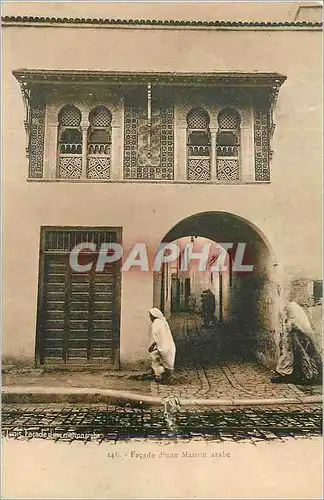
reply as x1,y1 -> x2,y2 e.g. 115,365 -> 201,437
2,403 -> 322,443
2,314 -> 322,408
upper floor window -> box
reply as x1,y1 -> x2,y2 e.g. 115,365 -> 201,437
23,90 -> 272,183
14,70 -> 284,181
87,106 -> 112,179
88,106 -> 112,152
216,108 -> 241,181
57,105 -> 82,178
57,104 -> 112,179
187,108 -> 211,181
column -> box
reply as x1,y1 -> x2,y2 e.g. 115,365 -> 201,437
210,128 -> 217,181
81,122 -> 89,179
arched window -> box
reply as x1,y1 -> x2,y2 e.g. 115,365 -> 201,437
87,106 -> 112,178
57,105 -> 82,178
186,108 -> 211,180
216,108 -> 240,181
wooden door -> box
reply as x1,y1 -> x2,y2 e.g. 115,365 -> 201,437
36,228 -> 121,367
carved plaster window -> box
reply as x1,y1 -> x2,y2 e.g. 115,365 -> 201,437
56,104 -> 113,179
216,108 -> 241,181
57,105 -> 83,178
87,106 -> 112,179
186,108 -> 211,180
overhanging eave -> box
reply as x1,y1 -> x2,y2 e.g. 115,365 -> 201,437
12,69 -> 287,89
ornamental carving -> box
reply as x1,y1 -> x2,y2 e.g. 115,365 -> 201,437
254,107 -> 270,181
124,103 -> 174,180
28,93 -> 46,178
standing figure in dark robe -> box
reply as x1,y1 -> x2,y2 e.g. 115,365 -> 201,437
201,289 -> 216,327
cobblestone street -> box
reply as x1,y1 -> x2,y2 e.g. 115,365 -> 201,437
150,313 -> 322,400
2,315 -> 322,444
3,313 -> 322,402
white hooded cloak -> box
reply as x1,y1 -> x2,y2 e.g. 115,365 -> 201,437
149,308 -> 176,371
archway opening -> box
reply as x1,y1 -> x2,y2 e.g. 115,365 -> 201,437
153,211 -> 280,368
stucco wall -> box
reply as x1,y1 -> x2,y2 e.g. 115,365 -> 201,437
2,22 -> 322,366
307,305 -> 323,353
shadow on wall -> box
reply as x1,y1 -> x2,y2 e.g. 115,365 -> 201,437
227,272 -> 279,368
308,304 -> 323,353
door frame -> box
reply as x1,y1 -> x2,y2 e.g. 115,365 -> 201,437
35,226 -> 122,368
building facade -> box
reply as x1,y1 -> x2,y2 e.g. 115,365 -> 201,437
2,3 -> 322,370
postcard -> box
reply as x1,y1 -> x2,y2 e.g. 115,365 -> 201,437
1,1 -> 322,498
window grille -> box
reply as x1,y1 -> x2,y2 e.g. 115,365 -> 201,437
59,105 -> 82,127
44,229 -> 116,252
218,109 -> 240,130
186,108 -> 211,180
57,105 -> 82,178
216,108 -> 241,181
87,106 -> 112,178
56,105 -> 112,179
89,106 -> 112,128
187,108 -> 210,129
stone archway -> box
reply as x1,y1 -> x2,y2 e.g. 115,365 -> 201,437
153,211 -> 282,369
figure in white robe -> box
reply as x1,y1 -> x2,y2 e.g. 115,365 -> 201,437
271,301 -> 322,384
148,308 -> 176,383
